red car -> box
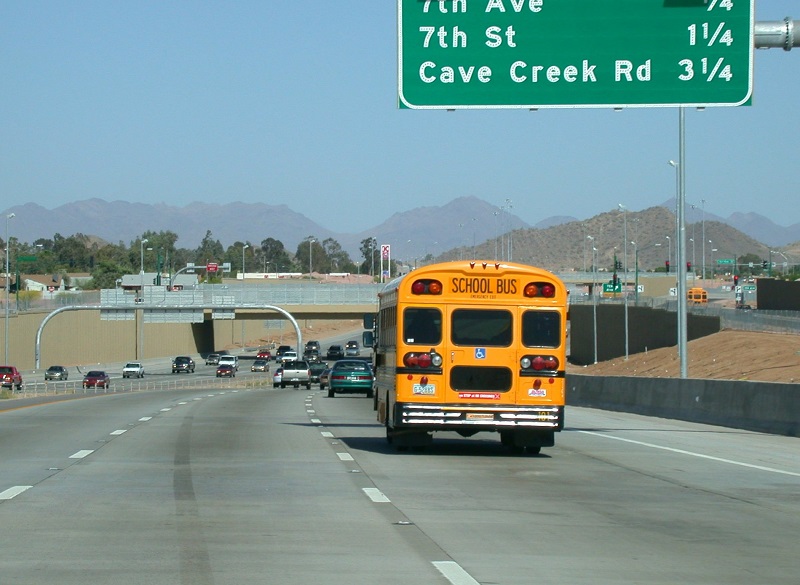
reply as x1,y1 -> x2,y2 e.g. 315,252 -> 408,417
256,349 -> 272,360
0,366 -> 23,391
83,370 -> 111,389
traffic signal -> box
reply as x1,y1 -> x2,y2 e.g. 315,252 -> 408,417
762,260 -> 768,268
733,275 -> 739,286
687,262 -> 692,273
665,260 -> 670,273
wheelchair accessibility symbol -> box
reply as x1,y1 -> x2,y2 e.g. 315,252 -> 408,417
474,348 -> 486,359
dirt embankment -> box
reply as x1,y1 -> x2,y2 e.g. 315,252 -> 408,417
567,330 -> 800,383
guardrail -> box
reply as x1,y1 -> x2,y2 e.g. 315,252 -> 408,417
1,375 -> 274,400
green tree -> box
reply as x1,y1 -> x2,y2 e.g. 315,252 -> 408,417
359,237 -> 379,278
260,237 -> 292,273
195,230 -> 224,264
88,260 -> 128,290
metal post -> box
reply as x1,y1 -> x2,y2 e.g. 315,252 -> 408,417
619,204 -> 629,360
242,243 -> 249,278
592,245 -> 598,365
676,107 -> 688,379
4,213 -> 15,364
139,238 -> 148,361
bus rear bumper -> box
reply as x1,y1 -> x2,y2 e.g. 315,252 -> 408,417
395,402 -> 564,431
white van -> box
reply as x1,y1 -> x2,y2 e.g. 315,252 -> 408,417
218,355 -> 239,371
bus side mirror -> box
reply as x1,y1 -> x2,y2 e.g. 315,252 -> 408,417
363,313 -> 375,330
362,331 -> 374,348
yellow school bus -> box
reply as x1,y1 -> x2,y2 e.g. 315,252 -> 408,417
687,287 -> 708,304
364,260 -> 567,454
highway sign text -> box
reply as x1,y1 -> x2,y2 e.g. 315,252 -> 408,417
398,0 -> 754,108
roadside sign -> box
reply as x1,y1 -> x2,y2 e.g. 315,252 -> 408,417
398,0 -> 754,109
18,255 -> 37,262
743,285 -> 756,291
717,258 -> 735,265
206,262 -> 218,273
603,282 -> 622,293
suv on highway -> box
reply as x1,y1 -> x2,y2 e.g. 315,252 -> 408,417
278,360 -> 311,389
275,345 -> 293,362
172,356 -> 195,374
218,355 -> 239,371
205,353 -> 221,365
0,366 -> 23,391
122,361 -> 145,378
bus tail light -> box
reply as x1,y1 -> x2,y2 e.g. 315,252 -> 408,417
411,279 -> 443,295
403,350 -> 443,369
523,282 -> 556,298
520,355 -> 559,372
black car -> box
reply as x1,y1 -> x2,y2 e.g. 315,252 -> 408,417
275,345 -> 292,362
309,361 -> 328,385
326,345 -> 344,360
172,356 -> 195,374
44,365 -> 68,381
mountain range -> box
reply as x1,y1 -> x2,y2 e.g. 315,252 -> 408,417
3,197 -> 799,265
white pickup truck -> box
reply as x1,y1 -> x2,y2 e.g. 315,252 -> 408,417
122,361 -> 145,378
278,360 -> 311,389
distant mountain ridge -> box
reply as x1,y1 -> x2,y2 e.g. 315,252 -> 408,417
3,197 -> 798,262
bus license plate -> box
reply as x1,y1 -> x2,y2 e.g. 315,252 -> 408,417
413,383 -> 436,395
466,413 -> 494,421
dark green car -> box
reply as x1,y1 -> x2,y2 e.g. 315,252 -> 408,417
327,360 -> 374,398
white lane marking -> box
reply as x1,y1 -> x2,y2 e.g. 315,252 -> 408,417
110,430 -> 127,436
310,418 -> 321,424
578,430 -> 800,477
307,409 -> 315,414
178,401 -> 188,405
69,450 -> 94,459
160,408 -> 172,412
320,431 -> 334,438
0,486 -> 33,500
432,561 -> 481,585
362,487 -> 390,503
337,452 -> 354,461
139,417 -> 152,422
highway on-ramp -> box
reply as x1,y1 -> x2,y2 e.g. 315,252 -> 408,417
0,384 -> 798,584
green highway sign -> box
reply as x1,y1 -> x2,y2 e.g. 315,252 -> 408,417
603,281 -> 622,293
717,258 -> 735,264
398,0 -> 754,109
743,285 -> 756,291
17,255 -> 37,262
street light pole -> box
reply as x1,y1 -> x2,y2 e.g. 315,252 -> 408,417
242,244 -> 249,279
665,235 -> 671,272
138,237 -> 148,361
618,204 -> 629,360
592,245 -> 598,365
701,199 -> 706,282
306,236 -> 315,276
631,240 -> 638,304
5,213 -> 15,364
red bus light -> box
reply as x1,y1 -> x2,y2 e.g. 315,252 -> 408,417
524,282 -> 556,298
524,283 -> 539,297
410,279 -> 443,295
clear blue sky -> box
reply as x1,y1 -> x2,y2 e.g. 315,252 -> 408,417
2,1 -> 799,233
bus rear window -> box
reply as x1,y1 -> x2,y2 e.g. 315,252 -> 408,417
452,309 -> 512,347
403,307 -> 442,345
522,310 -> 561,348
